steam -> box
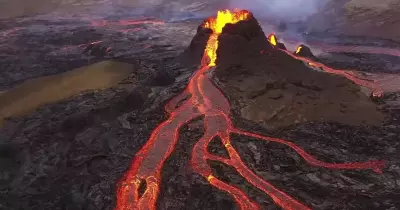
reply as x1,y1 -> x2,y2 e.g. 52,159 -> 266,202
105,0 -> 330,24
228,0 -> 329,22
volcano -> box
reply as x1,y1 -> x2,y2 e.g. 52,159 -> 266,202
183,10 -> 384,130
116,10 -> 385,210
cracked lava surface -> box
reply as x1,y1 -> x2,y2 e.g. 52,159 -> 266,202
115,10 -> 386,210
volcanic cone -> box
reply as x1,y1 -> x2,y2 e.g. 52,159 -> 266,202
184,11 -> 384,130
294,44 -> 318,61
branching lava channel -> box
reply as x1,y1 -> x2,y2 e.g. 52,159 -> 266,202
116,10 -> 385,210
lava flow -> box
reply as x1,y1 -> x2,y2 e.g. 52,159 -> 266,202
268,34 -> 384,97
116,10 -> 385,210
281,39 -> 400,57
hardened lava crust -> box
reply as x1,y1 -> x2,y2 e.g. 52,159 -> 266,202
0,7 -> 399,210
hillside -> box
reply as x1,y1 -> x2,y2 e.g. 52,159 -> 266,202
307,0 -> 400,42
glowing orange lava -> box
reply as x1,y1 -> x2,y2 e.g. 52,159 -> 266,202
116,10 -> 385,210
268,34 -> 277,46
280,38 -> 400,57
267,35 -> 384,97
203,10 -> 250,66
295,46 -> 302,54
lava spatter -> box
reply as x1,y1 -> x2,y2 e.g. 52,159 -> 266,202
116,10 -> 385,210
268,33 -> 277,46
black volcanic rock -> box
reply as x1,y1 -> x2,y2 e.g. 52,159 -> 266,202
294,44 -> 318,61
215,13 -> 274,69
218,13 -> 265,41
83,43 -> 111,57
179,26 -> 212,66
150,70 -> 175,86
277,42 -> 287,50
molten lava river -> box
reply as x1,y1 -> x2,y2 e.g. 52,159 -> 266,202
116,10 -> 385,210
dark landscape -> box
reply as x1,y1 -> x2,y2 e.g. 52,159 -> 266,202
0,1 -> 399,210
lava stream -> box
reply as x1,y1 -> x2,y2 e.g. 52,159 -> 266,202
284,39 -> 400,57
268,34 -> 384,97
116,10 -> 385,210
293,51 -> 384,97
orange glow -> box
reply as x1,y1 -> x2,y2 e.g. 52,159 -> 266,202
295,46 -> 302,54
280,38 -> 400,57
268,34 -> 277,46
202,10 -> 250,66
293,48 -> 383,96
267,34 -> 389,96
116,11 -> 385,210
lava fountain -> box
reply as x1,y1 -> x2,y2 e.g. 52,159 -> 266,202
116,10 -> 385,210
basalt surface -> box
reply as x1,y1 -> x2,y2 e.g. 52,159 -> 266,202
0,8 -> 399,210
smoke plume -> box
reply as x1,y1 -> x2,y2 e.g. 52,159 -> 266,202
228,0 -> 329,22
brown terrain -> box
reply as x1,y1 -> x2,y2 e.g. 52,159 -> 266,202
0,61 -> 134,126
0,0 -> 93,19
307,0 -> 400,42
